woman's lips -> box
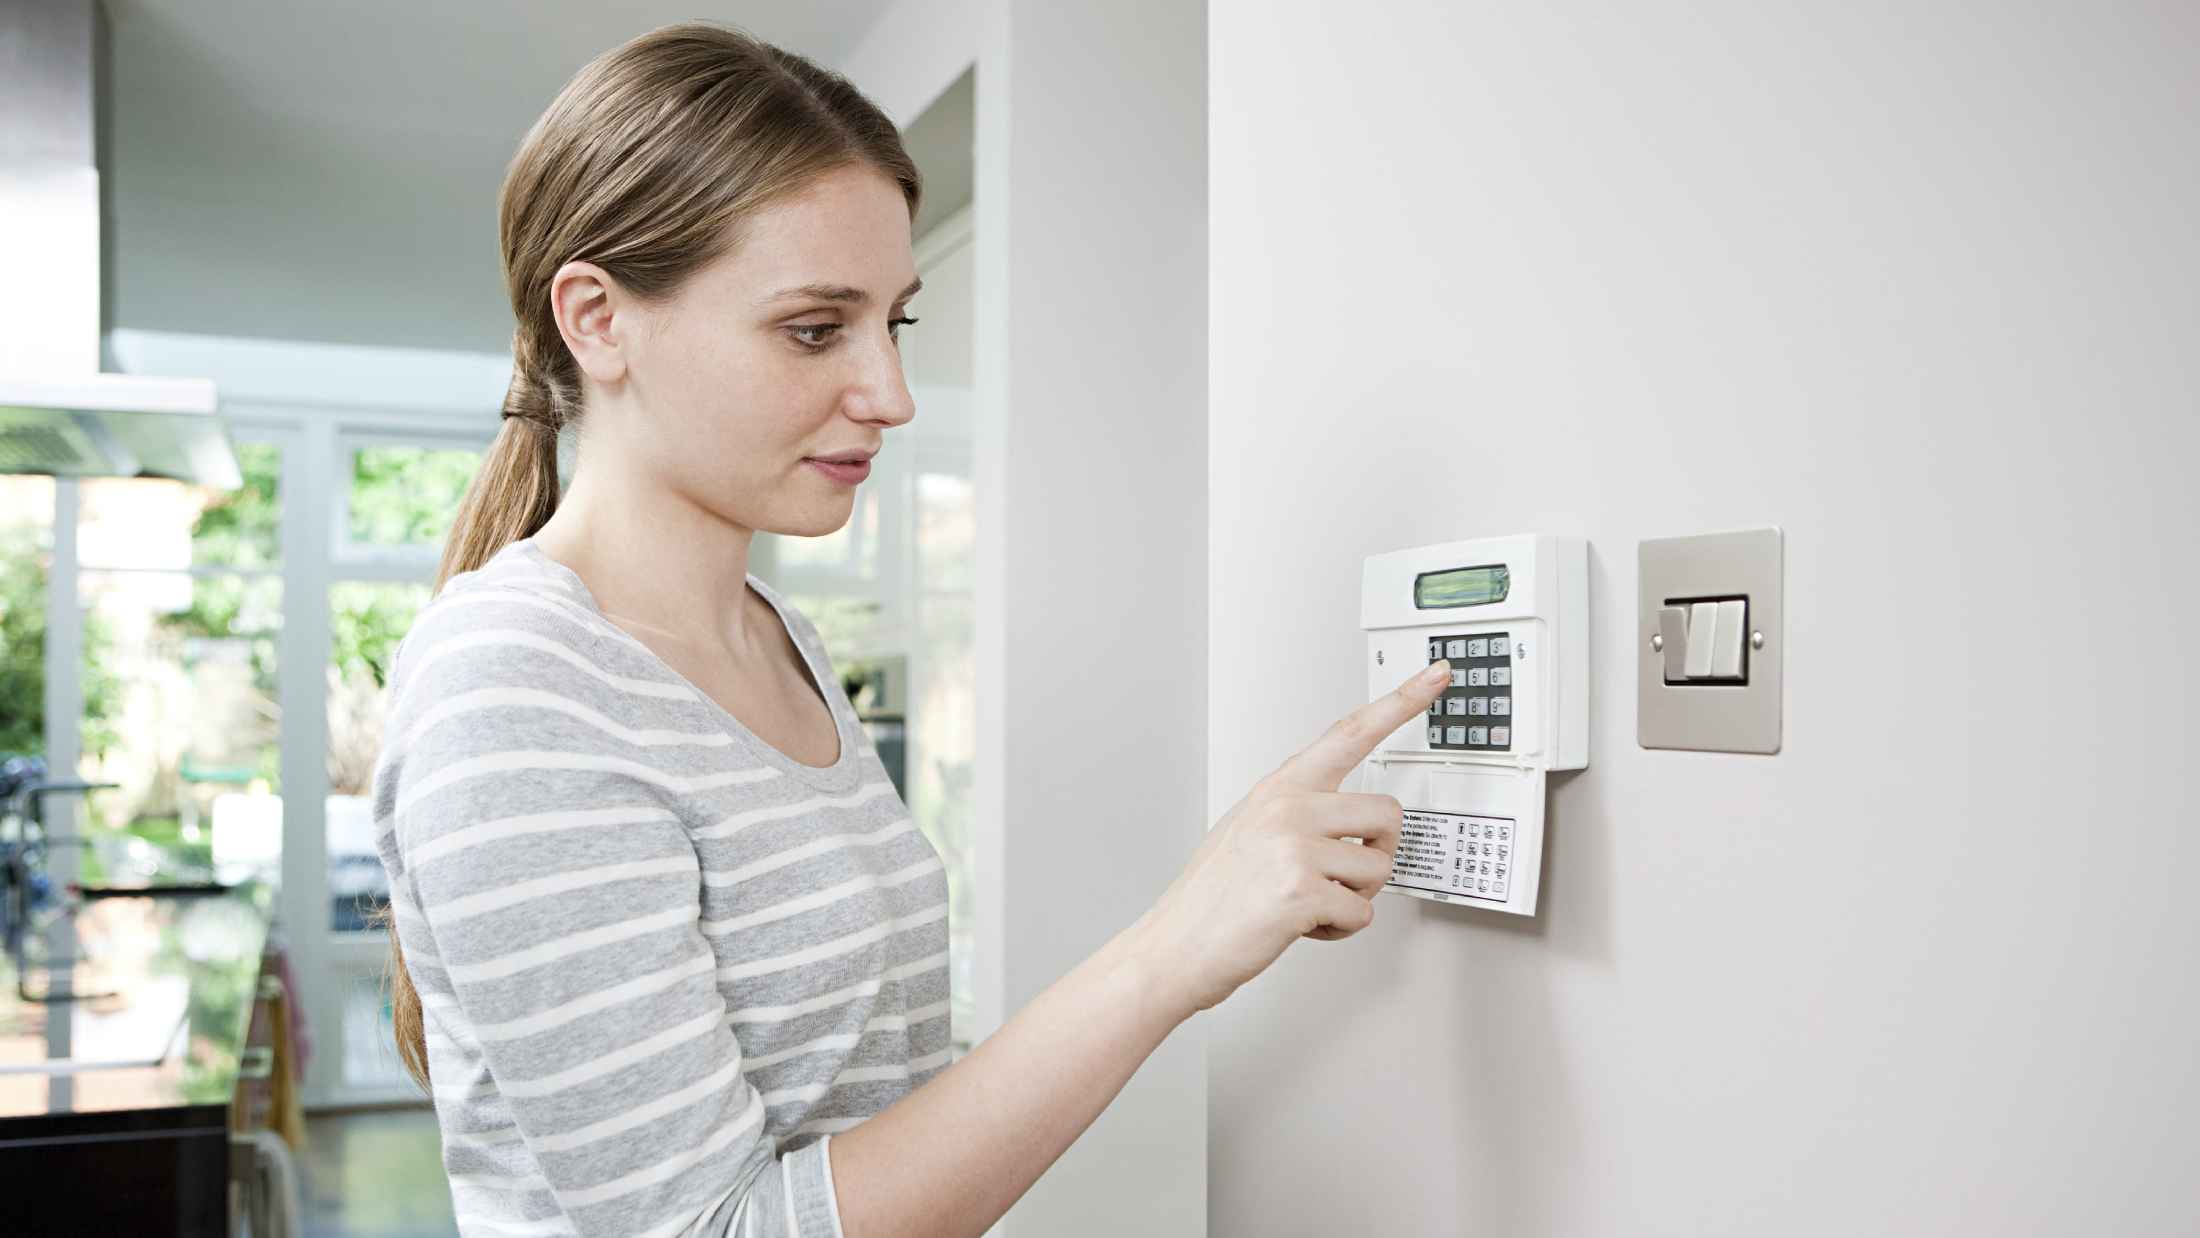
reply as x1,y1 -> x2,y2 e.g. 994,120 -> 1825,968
804,457 -> 871,485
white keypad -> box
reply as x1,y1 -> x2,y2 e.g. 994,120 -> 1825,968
1450,668 -> 1467,687
1490,696 -> 1511,716
1467,726 -> 1488,745
1490,726 -> 1510,745
1466,638 -> 1488,657
1445,725 -> 1467,744
1446,639 -> 1468,658
1490,667 -> 1510,686
1446,697 -> 1466,716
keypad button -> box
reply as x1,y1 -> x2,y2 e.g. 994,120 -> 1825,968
1446,726 -> 1467,744
1428,725 -> 1443,744
1487,637 -> 1508,659
1466,638 -> 1488,657
1467,726 -> 1488,745
1429,639 -> 1444,661
1490,696 -> 1511,716
1450,668 -> 1467,687
1490,726 -> 1510,746
1468,697 -> 1488,716
1498,825 -> 1511,841
1469,822 -> 1483,839
1431,697 -> 1443,716
1490,667 -> 1511,686
1468,667 -> 1487,686
1446,697 -> 1466,716
1446,639 -> 1467,658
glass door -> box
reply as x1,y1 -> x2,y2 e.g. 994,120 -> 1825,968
306,430 -> 486,1104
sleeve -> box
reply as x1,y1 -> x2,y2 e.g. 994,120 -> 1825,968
377,626 -> 848,1238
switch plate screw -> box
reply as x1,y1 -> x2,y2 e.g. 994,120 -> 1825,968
1650,633 -> 1664,652
1376,650 -> 1385,665
1750,631 -> 1766,650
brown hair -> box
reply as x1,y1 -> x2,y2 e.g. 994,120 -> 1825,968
375,20 -> 921,1093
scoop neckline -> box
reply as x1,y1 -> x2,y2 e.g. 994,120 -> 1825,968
507,536 -> 864,792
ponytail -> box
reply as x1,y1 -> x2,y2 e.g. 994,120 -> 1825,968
375,17 -> 921,1095
376,345 -> 565,1092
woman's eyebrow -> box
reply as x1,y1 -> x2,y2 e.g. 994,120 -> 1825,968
759,276 -> 924,306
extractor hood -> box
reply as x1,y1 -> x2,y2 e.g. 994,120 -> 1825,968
0,0 -> 240,489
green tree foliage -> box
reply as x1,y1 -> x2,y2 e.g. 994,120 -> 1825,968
0,519 -> 122,759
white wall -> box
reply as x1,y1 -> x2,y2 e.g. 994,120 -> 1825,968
1207,3 -> 2198,1235
839,3 -> 1209,1233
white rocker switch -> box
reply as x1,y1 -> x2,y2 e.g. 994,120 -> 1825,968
1683,601 -> 1717,679
1657,606 -> 1690,682
1709,599 -> 1747,679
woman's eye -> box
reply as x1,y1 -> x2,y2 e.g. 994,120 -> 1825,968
790,323 -> 842,348
889,316 -> 919,342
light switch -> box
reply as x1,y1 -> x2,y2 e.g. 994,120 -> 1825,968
1710,599 -> 1747,679
1683,601 -> 1717,679
1638,526 -> 1783,754
1657,606 -> 1689,681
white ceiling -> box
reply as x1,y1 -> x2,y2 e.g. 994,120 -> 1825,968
101,0 -> 900,356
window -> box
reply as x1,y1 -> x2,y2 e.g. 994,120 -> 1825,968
72,444 -> 285,891
325,437 -> 483,932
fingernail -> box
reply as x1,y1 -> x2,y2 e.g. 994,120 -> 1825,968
1419,661 -> 1449,684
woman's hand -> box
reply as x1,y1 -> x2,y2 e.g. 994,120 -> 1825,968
1128,659 -> 1453,1018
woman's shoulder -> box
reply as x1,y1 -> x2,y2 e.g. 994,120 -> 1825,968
389,539 -> 660,706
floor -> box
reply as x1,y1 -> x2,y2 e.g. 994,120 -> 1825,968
299,1106 -> 456,1237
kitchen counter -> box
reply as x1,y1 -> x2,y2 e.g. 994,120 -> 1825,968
0,880 -> 274,1233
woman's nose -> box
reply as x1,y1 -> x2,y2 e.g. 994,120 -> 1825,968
853,335 -> 918,426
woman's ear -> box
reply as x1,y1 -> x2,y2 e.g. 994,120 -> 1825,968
550,260 -> 632,386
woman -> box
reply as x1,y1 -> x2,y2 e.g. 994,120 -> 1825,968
371,21 -> 1448,1237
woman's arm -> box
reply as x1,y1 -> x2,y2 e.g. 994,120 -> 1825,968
829,660 -> 1450,1238
828,915 -> 1182,1238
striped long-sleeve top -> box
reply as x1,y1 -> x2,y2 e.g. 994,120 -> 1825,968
371,536 -> 952,1237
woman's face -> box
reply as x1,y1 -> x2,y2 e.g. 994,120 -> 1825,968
580,162 -> 920,538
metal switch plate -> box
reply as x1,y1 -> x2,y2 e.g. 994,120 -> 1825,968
1638,527 -> 1782,753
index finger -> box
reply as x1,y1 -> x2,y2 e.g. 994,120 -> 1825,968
1270,660 -> 1452,791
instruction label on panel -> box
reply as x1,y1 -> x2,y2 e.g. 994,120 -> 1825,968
1390,809 -> 1514,903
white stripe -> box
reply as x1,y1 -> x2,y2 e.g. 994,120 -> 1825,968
701,817 -> 915,888
528,1056 -> 745,1154
691,781 -> 898,842
446,1169 -> 548,1191
403,686 -> 734,755
742,1000 -> 954,1071
396,750 -> 775,817
759,1049 -> 953,1107
447,905 -> 696,983
498,1009 -> 722,1099
408,804 -> 681,869
718,903 -> 949,982
433,1070 -> 500,1102
398,627 -> 692,704
442,1125 -> 528,1150
727,950 -> 950,1024
701,856 -> 943,936
433,580 -> 663,667
558,1088 -> 764,1208
433,855 -> 694,925
455,1215 -> 575,1237
451,1212 -> 575,1236
473,952 -> 716,1043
